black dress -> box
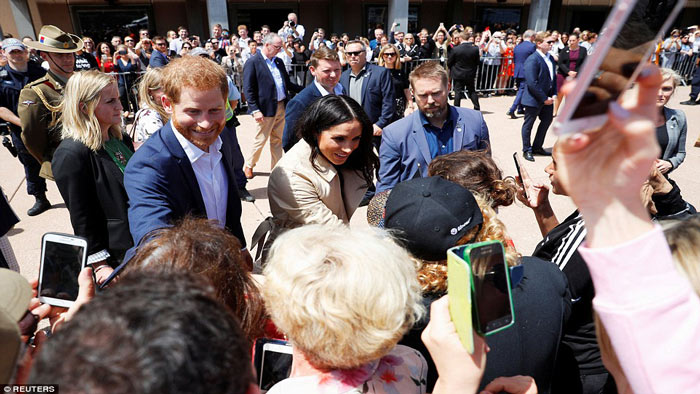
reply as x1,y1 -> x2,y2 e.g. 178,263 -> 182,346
389,68 -> 409,121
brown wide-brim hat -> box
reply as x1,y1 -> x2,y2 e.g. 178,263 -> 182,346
25,25 -> 84,53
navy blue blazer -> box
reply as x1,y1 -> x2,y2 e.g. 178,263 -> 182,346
123,122 -> 246,252
513,41 -> 536,79
243,52 -> 301,117
149,50 -> 169,68
376,106 -> 490,193
282,82 -> 322,152
522,52 -> 557,108
339,63 -> 395,128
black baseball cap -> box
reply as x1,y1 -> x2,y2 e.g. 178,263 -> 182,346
385,177 -> 483,261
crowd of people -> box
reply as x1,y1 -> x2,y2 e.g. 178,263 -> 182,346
0,12 -> 700,394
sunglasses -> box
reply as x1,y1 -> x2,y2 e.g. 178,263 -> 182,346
382,52 -> 397,57
155,42 -> 167,46
126,39 -> 134,42
345,50 -> 363,56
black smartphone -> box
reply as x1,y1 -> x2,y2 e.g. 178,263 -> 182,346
555,0 -> 685,135
253,338 -> 293,392
512,152 -> 528,200
464,241 -> 515,336
38,233 -> 88,308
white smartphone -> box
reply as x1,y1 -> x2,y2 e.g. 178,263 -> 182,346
257,341 -> 293,392
554,0 -> 686,135
38,233 -> 88,308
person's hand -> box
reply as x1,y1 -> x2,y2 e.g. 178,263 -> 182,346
480,376 -> 538,394
647,167 -> 673,195
253,111 -> 264,123
373,124 -> 383,136
515,176 -> 550,210
554,66 -> 662,247
654,159 -> 672,174
568,71 -> 577,77
392,22 -> 398,29
544,98 -> 554,105
51,267 -> 96,333
422,296 -> 488,394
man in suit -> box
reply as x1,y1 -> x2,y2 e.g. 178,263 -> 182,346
339,40 -> 395,142
447,31 -> 481,110
507,30 -> 536,118
376,62 -> 490,193
520,32 -> 557,162
242,33 -> 301,179
122,55 -> 251,272
282,46 -> 344,151
148,36 -> 169,68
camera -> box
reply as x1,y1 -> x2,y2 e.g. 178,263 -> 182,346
2,137 -> 17,157
118,50 -> 127,55
289,20 -> 296,27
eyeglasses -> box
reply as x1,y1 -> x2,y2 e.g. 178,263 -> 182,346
345,50 -> 363,57
382,52 -> 397,57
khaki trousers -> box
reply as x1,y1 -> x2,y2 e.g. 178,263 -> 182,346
245,101 -> 286,169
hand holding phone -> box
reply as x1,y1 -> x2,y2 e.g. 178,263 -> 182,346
38,233 -> 88,308
253,338 -> 293,392
513,152 -> 550,210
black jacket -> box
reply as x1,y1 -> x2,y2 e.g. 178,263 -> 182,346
557,47 -> 588,77
52,135 -> 134,262
447,43 -> 481,80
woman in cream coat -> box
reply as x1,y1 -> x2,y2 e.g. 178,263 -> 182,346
267,95 -> 378,235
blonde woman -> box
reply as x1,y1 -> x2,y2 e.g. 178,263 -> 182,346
130,68 -> 168,148
378,44 -> 413,121
51,70 -> 134,284
262,224 -> 427,393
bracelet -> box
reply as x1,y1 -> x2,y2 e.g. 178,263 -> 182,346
93,264 -> 111,274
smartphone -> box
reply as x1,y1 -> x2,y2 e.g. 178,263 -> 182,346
253,338 -> 293,392
512,152 -> 528,200
554,0 -> 686,135
118,50 -> 127,55
38,233 -> 88,308
464,241 -> 515,336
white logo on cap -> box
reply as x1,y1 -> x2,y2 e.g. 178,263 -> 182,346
451,217 -> 472,236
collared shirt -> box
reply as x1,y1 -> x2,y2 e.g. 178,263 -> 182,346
314,79 -> 344,96
169,37 -> 186,55
172,121 -> 229,228
420,105 -> 457,159
348,65 -> 368,105
265,55 -> 286,101
537,49 -> 554,80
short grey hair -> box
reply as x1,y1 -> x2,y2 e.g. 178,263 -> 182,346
346,39 -> 366,50
262,32 -> 281,45
523,29 -> 536,40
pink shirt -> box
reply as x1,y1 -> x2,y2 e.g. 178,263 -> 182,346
579,226 -> 700,393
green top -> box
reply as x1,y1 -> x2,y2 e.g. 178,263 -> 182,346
103,138 -> 133,173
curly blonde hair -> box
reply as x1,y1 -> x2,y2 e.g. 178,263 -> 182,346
415,193 -> 520,294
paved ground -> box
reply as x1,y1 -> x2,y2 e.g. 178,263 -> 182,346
4,86 -> 699,282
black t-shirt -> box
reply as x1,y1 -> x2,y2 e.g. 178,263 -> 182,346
74,52 -> 98,71
532,211 -> 605,375
656,123 -> 669,158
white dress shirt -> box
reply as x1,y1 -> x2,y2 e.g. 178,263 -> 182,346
314,79 -> 344,96
537,49 -> 555,80
172,122 -> 229,228
265,55 -> 286,101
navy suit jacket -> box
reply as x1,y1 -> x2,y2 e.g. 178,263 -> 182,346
522,51 -> 557,108
123,122 -> 246,253
513,41 -> 536,79
376,106 -> 490,192
243,52 -> 301,117
282,82 -> 322,151
340,63 -> 395,128
149,50 -> 169,68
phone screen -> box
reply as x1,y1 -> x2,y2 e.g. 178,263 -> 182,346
259,345 -> 293,391
556,0 -> 685,134
469,243 -> 512,334
39,241 -> 85,302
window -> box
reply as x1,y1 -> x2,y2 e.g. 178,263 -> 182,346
365,5 -> 420,36
71,6 -> 153,43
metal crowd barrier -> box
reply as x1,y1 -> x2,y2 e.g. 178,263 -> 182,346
659,51 -> 698,85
